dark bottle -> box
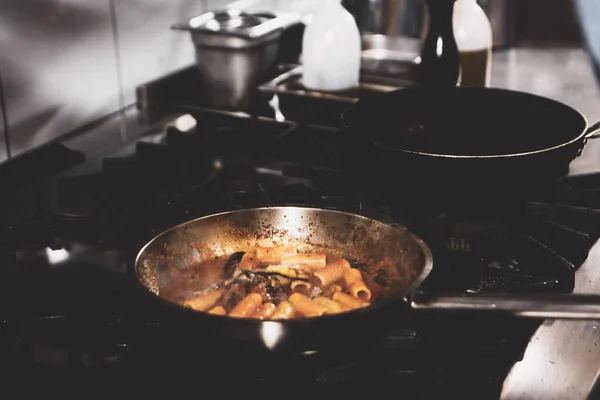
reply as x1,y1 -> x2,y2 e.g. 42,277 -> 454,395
418,0 -> 460,87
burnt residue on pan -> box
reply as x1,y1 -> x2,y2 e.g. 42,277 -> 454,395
135,207 -> 430,307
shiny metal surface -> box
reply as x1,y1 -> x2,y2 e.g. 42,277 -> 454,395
258,35 -> 419,104
0,0 -> 121,157
135,205 -> 600,322
258,65 -> 413,104
134,209 -> 432,354
412,292 -> 600,320
257,66 -> 337,102
178,10 -> 270,35
501,243 -> 600,400
191,32 -> 277,111
361,34 -> 420,77
173,10 -> 301,42
112,0 -> 208,107
221,0 -> 320,15
490,47 -> 600,398
172,10 -> 289,110
135,206 -> 432,305
0,0 -> 213,158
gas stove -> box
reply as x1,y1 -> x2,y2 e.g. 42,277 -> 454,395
1,69 -> 600,396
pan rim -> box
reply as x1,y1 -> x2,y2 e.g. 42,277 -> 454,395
133,206 -> 435,323
343,86 -> 590,159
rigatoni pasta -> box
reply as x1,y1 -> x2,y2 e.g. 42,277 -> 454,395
239,253 -> 261,270
290,280 -> 312,295
265,264 -> 312,280
322,284 -> 344,298
281,253 -> 327,270
289,293 -> 330,317
313,259 -> 351,287
313,296 -> 346,313
256,246 -> 296,264
183,288 -> 225,311
208,306 -> 227,315
343,268 -> 372,301
252,302 -> 277,320
271,301 -> 295,320
332,292 -> 370,310
165,245 -> 381,320
229,293 -> 263,318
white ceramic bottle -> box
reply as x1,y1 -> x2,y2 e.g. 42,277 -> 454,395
301,0 -> 361,92
452,0 -> 493,87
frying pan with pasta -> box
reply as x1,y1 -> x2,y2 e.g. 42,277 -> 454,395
132,206 -> 600,357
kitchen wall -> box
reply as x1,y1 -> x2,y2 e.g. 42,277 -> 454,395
0,1 -> 121,160
0,0 -> 232,162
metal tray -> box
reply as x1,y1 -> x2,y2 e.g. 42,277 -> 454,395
258,34 -> 420,103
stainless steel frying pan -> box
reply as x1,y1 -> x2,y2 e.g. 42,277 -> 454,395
132,207 -> 600,355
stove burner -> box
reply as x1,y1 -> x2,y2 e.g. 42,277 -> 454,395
1,106 -> 600,394
2,310 -> 535,397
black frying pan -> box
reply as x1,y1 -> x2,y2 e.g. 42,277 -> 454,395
131,207 -> 600,366
339,87 -> 600,205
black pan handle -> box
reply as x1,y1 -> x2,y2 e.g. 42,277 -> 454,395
411,291 -> 600,319
585,121 -> 600,140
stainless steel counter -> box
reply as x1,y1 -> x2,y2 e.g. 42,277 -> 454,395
501,244 -> 600,400
489,47 -> 600,400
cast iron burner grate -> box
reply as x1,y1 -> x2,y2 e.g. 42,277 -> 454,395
0,108 -> 599,394
1,310 -> 535,397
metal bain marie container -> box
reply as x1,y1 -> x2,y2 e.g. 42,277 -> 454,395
172,10 -> 301,111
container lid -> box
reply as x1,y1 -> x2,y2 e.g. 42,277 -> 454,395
172,9 -> 301,41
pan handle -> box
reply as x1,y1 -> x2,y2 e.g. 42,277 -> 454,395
585,121 -> 600,140
411,291 -> 600,319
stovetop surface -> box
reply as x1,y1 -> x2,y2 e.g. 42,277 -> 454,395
1,102 -> 600,395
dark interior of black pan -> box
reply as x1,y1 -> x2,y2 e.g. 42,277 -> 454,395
346,87 -> 586,157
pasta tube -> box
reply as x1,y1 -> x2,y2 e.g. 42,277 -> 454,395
256,246 -> 296,264
229,293 -> 263,318
271,301 -> 295,320
343,268 -> 372,301
183,288 -> 225,311
252,302 -> 277,320
290,280 -> 312,295
266,264 -> 312,280
239,253 -> 261,270
313,296 -> 346,314
281,253 -> 326,270
313,259 -> 351,287
332,292 -> 370,310
289,293 -> 330,317
208,306 -> 227,315
322,284 -> 344,298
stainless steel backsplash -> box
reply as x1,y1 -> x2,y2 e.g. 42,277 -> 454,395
0,0 -> 231,162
